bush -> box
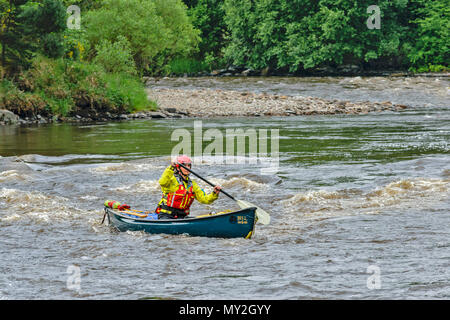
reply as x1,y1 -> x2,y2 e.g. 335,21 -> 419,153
63,29 -> 89,62
0,79 -> 49,118
41,33 -> 65,58
93,36 -> 138,76
102,73 -> 157,112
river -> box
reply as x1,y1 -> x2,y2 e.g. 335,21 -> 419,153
0,76 -> 449,299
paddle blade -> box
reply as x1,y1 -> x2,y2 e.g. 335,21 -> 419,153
236,200 -> 270,225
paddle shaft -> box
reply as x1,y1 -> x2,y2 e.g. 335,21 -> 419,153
177,162 -> 271,225
176,163 -> 237,201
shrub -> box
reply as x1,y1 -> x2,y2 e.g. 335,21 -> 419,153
93,36 -> 138,76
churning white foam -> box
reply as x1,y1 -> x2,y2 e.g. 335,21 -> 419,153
0,188 -> 83,223
281,178 -> 449,219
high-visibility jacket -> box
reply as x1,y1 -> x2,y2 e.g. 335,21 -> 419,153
157,166 -> 218,216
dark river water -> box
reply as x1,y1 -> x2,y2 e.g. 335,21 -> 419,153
0,76 -> 449,299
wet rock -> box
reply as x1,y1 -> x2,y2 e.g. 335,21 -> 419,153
337,64 -> 361,74
260,67 -> 270,76
228,65 -> 245,73
210,69 -> 228,76
0,109 -> 19,125
147,111 -> 167,119
315,66 -> 336,75
176,110 -> 189,116
164,107 -> 178,114
167,113 -> 182,118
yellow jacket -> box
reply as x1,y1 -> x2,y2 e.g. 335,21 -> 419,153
158,166 -> 218,206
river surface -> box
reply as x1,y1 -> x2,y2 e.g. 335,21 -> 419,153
0,76 -> 449,299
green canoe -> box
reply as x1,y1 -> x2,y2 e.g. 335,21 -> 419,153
104,207 -> 257,239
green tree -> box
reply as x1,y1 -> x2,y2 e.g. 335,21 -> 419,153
0,0 -> 66,72
20,0 -> 66,58
408,0 -> 449,70
84,0 -> 200,75
184,0 -> 227,58
62,0 -> 103,11
221,0 -> 446,73
0,0 -> 32,71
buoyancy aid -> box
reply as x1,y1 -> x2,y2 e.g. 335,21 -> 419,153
157,174 -> 195,217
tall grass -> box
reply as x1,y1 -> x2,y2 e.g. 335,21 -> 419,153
103,72 -> 157,112
167,58 -> 209,75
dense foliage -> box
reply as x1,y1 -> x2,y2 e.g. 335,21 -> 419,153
0,0 -> 448,119
407,0 -> 449,71
185,0 -> 227,59
180,0 -> 448,74
83,0 -> 200,75
0,0 -> 157,118
2,0 -> 447,77
218,0 -> 448,73
0,0 -> 66,72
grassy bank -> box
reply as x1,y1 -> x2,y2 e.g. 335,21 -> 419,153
0,56 -> 156,120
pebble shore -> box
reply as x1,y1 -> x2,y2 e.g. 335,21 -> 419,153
0,86 -> 409,125
146,88 -> 408,118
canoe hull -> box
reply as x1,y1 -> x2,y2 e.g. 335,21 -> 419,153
105,207 -> 256,239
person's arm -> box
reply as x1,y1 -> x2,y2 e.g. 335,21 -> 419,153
159,165 -> 176,188
192,181 -> 219,204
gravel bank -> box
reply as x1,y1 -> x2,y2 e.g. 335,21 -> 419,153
146,88 -> 408,117
0,86 -> 409,126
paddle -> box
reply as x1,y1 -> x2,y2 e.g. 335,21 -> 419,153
177,162 -> 270,225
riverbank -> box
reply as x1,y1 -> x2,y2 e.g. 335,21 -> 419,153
0,108 -> 176,126
175,64 -> 449,78
6,74 -> 439,125
146,87 -> 408,118
0,87 -> 407,126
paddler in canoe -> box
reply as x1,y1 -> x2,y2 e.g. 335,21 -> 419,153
155,155 -> 222,219
104,155 -> 270,224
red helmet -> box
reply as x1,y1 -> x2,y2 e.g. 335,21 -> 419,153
176,155 -> 192,165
